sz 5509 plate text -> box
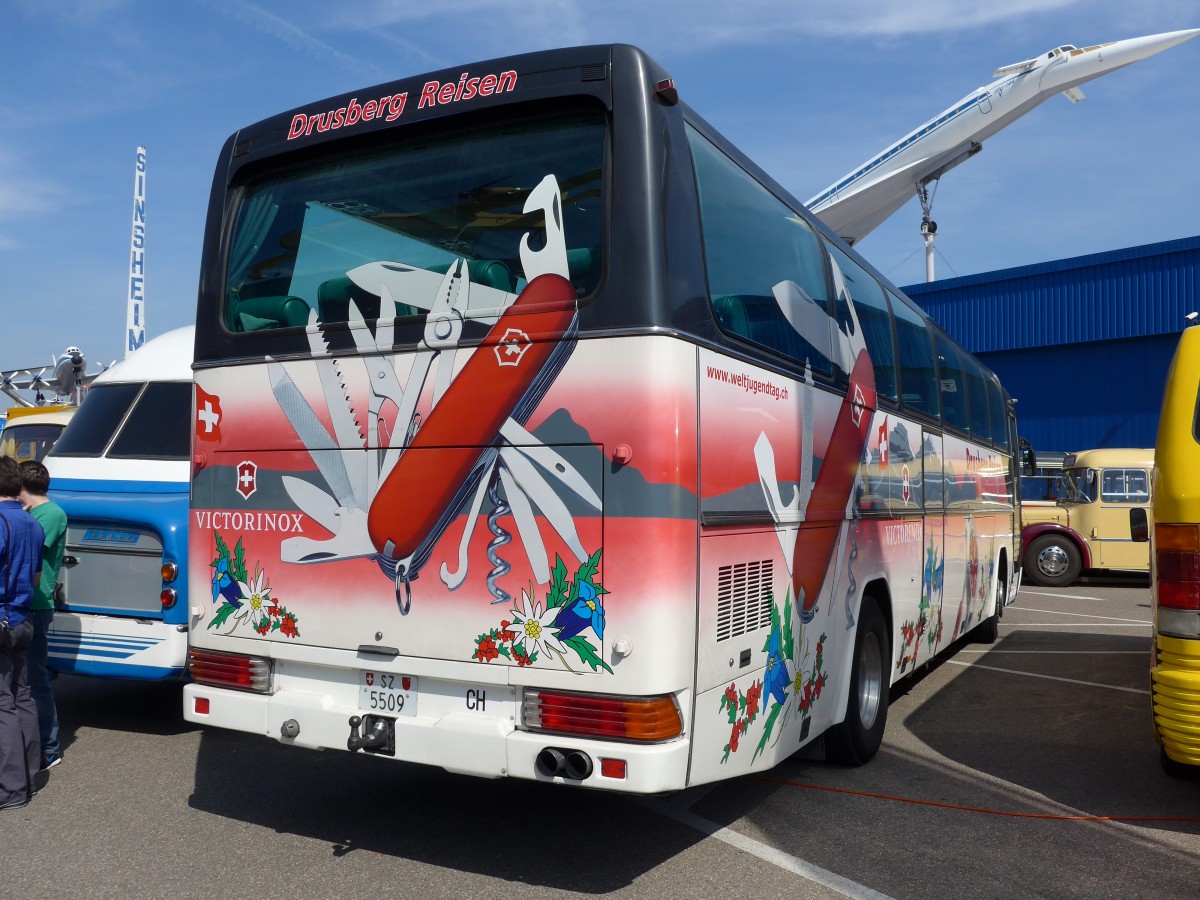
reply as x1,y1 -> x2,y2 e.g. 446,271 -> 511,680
359,671 -> 417,715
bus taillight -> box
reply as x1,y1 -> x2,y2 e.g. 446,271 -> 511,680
188,649 -> 272,692
1156,524 -> 1200,637
522,690 -> 682,742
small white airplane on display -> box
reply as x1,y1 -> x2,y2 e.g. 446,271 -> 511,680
0,347 -> 107,408
807,28 -> 1200,280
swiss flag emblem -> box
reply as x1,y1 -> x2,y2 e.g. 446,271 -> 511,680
236,460 -> 258,500
196,386 -> 223,443
366,673 -> 374,686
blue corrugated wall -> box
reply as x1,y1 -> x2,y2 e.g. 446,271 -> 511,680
903,234 -> 1200,453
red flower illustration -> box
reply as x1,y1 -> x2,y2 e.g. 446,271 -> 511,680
745,686 -> 760,720
724,684 -> 738,707
475,636 -> 499,662
499,620 -> 517,642
729,721 -> 741,753
279,614 -> 298,638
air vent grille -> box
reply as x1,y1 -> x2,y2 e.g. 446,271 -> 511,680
581,64 -> 608,82
716,560 -> 774,641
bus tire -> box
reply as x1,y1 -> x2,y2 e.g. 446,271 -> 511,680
826,597 -> 889,766
1025,534 -> 1081,587
974,566 -> 1006,644
1160,747 -> 1200,778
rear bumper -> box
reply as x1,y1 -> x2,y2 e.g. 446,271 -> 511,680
1151,634 -> 1200,767
184,664 -> 691,794
49,613 -> 187,680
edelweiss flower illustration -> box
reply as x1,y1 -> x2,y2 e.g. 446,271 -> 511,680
235,567 -> 273,629
508,589 -> 567,660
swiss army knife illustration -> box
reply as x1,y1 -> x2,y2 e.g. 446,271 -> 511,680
268,174 -> 601,613
754,261 -> 877,625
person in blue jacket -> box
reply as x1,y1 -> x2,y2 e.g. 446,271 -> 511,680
0,455 -> 43,810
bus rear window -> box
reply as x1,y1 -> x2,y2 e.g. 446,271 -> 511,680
107,382 -> 192,460
50,383 -> 142,457
0,423 -> 65,463
224,110 -> 605,334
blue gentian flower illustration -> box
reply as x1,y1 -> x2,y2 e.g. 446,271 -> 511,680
211,556 -> 241,606
763,628 -> 791,707
553,581 -> 605,641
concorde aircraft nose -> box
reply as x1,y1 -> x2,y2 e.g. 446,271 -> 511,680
1040,28 -> 1200,93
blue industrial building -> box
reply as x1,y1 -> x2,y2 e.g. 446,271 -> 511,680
903,234 -> 1200,455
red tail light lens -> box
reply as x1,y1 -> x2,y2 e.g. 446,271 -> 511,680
160,588 -> 178,608
1157,525 -> 1200,610
188,649 -> 271,692
522,690 -> 682,742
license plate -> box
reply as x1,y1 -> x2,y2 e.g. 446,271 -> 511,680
359,671 -> 417,716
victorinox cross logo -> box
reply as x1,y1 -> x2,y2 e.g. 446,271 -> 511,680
494,327 -> 531,367
236,460 -> 258,500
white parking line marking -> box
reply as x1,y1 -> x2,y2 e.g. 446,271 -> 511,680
1005,623 -> 1152,628
642,796 -> 895,899
957,650 -> 1146,654
947,659 -> 1151,694
1010,606 -> 1150,624
1019,589 -> 1118,601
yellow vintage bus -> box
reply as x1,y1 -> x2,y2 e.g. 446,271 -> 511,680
1020,447 -> 1153,586
1136,324 -> 1200,775
0,405 -> 76,462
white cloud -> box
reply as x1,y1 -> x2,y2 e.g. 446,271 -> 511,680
328,0 -> 1087,48
0,145 -> 70,223
203,0 -> 385,77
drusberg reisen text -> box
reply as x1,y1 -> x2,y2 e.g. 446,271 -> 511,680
287,70 -> 518,140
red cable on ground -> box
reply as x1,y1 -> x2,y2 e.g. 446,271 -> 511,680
753,775 -> 1200,822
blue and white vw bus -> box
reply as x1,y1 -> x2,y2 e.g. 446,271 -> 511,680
45,326 -> 193,679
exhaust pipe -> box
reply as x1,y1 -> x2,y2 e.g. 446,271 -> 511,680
535,747 -> 594,780
564,750 -> 593,780
536,747 -> 567,777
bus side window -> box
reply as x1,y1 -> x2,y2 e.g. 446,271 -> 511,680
685,125 -> 833,372
934,331 -> 970,434
1102,468 -> 1150,503
827,244 -> 898,401
962,353 -> 993,445
889,289 -> 938,417
986,376 -> 1010,451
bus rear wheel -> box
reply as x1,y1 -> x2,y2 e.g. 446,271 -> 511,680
1025,534 -> 1081,587
826,596 -> 889,766
973,565 -> 1006,644
1161,747 -> 1200,778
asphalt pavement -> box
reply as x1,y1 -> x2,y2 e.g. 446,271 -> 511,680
4,574 -> 1198,899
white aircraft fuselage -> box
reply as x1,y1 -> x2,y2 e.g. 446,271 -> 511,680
808,28 -> 1200,246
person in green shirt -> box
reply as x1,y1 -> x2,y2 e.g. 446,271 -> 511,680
20,460 -> 65,770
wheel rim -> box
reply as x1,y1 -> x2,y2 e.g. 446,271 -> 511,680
857,630 -> 883,729
1036,544 -> 1070,578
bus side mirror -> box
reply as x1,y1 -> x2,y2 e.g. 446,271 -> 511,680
1130,507 -> 1149,543
1020,446 -> 1035,476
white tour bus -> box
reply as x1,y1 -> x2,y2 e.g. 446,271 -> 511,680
183,46 -> 1018,793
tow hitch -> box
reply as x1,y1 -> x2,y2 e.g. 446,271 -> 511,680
347,714 -> 395,756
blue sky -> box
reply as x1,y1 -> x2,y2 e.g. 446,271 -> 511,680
3,0 -> 1199,373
